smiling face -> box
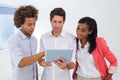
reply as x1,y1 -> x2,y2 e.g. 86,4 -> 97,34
21,18 -> 36,37
51,15 -> 65,36
76,23 -> 92,41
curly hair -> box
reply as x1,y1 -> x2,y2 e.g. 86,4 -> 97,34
14,5 -> 38,28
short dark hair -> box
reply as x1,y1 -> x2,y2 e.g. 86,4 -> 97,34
14,5 -> 38,28
50,7 -> 66,21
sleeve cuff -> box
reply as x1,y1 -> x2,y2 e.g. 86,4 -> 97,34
108,66 -> 117,73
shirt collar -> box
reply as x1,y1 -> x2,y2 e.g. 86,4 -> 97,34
18,29 -> 28,39
48,30 -> 65,37
79,41 -> 89,48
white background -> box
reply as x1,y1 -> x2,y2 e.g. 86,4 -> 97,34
0,0 -> 120,80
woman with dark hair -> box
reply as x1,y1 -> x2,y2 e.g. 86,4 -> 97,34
73,17 -> 118,80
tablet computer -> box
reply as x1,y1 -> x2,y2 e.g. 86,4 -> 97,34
45,49 -> 73,62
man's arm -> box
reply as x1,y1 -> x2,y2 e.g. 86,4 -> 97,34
18,51 -> 45,68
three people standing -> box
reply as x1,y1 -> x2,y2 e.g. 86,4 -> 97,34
8,5 -> 118,80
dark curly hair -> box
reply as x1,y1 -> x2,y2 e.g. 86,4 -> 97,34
50,7 -> 66,21
77,17 -> 97,53
14,5 -> 38,28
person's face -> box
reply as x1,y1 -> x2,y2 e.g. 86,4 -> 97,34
76,23 -> 92,40
50,15 -> 65,34
21,18 -> 36,37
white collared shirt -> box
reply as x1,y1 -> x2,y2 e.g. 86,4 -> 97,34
40,30 -> 76,80
8,30 -> 37,80
76,41 -> 101,78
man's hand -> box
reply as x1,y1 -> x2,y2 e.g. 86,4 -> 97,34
39,59 -> 51,67
54,58 -> 67,69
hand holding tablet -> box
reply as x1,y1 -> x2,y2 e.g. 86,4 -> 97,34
45,49 -> 73,62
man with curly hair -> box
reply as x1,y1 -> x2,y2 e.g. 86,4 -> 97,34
8,5 -> 44,80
